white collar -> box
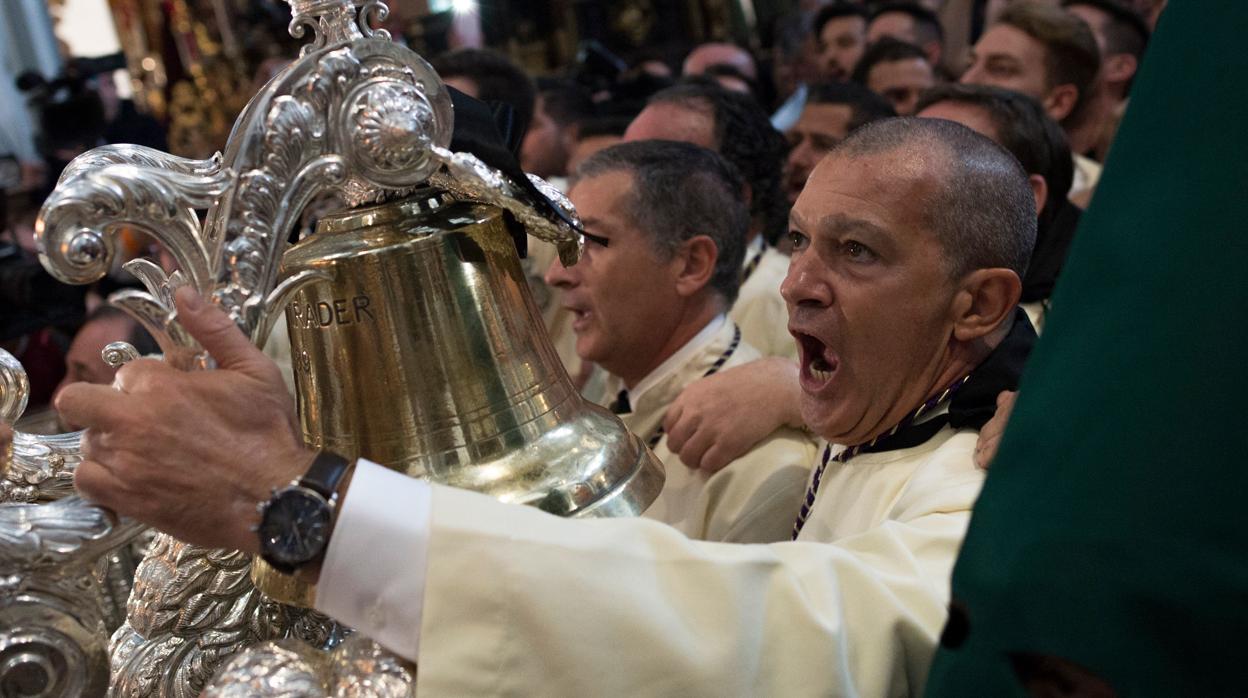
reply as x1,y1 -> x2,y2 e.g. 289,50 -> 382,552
627,313 -> 727,405
742,235 -> 767,269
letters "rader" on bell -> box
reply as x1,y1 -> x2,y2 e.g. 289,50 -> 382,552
289,296 -> 376,329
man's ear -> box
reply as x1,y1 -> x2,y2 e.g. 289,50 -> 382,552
1103,53 -> 1138,88
950,268 -> 1022,343
560,123 -> 581,152
673,235 -> 720,298
1042,84 -> 1080,123
1028,173 -> 1048,216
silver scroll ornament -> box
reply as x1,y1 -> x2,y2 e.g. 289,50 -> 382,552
29,0 -> 584,695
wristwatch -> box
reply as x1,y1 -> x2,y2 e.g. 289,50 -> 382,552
257,451 -> 353,574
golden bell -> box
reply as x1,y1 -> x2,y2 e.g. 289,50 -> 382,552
252,191 -> 664,605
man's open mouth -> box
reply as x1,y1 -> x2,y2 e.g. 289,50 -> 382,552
795,332 -> 839,387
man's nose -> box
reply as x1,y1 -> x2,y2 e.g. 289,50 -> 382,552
781,250 -> 833,308
959,63 -> 982,85
544,256 -> 576,289
792,141 -> 819,174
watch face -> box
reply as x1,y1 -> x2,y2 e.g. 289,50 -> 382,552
259,486 -> 332,567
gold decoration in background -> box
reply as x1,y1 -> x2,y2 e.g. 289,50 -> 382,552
109,0 -> 170,121
106,0 -> 264,158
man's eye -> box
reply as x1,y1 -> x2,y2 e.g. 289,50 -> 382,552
986,61 -> 1018,77
843,240 -> 875,261
788,230 -> 809,250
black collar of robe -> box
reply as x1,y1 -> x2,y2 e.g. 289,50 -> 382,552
863,308 -> 1037,455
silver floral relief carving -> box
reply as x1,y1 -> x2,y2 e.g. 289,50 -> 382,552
202,635 -> 415,697
110,535 -> 349,698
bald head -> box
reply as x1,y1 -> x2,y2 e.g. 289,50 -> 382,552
683,43 -> 758,80
832,117 -> 1037,278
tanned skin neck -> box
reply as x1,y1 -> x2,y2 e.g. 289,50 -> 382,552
619,297 -> 725,390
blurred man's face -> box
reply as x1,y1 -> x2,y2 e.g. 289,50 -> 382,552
961,25 -> 1051,103
817,16 -> 868,82
53,316 -> 134,429
867,58 -> 936,115
868,12 -> 921,46
521,96 -> 571,178
784,103 -> 854,203
683,43 -> 758,81
783,149 -> 962,445
545,172 -> 684,386
623,103 -> 716,149
917,101 -> 1001,142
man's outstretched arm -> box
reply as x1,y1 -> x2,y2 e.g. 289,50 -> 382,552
319,457 -> 975,696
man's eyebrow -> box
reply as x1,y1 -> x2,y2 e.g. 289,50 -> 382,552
984,53 -> 1022,67
816,214 -> 890,238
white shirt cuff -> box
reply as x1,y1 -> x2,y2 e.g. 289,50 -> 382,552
315,458 -> 432,661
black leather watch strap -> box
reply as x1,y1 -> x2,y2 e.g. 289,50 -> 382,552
299,451 -> 352,500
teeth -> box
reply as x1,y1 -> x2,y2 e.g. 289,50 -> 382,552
809,365 -> 834,382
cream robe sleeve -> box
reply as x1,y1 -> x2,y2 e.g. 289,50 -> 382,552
320,434 -> 982,696
415,486 -> 970,696
729,247 -> 797,359
647,428 -> 817,544
414,486 -> 968,694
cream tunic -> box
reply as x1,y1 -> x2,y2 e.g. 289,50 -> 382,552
599,319 -> 817,543
318,423 -> 985,696
731,239 -> 797,359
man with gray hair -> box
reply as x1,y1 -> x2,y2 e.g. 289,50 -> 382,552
58,118 -> 1037,694
546,140 -> 816,543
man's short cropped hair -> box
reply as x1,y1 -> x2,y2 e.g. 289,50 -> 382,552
574,140 -> 749,304
814,2 -> 871,40
995,2 -> 1100,113
915,83 -> 1074,221
870,1 -> 945,45
1063,0 -> 1150,59
648,81 -> 788,244
833,117 -> 1038,279
1063,0 -> 1149,92
851,37 -> 930,85
536,78 -> 595,128
432,49 -> 537,132
808,80 -> 898,131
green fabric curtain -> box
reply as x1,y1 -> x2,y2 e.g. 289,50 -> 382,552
925,4 -> 1248,696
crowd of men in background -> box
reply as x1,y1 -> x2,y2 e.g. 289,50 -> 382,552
1,0 -> 1158,429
